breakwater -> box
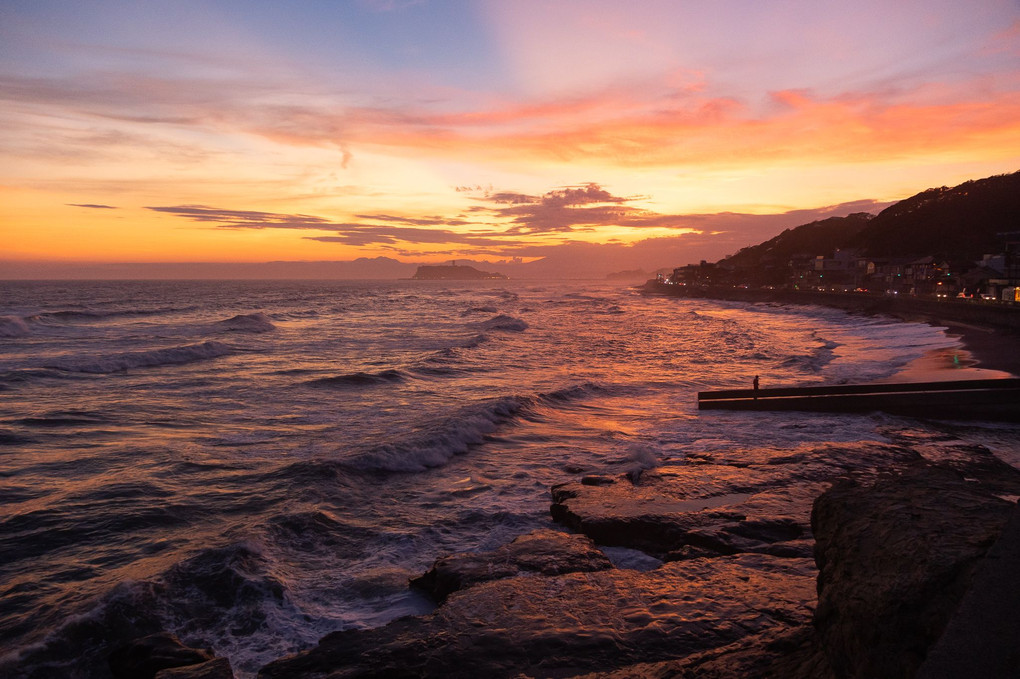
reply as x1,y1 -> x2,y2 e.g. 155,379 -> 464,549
642,281 -> 1020,331
698,378 -> 1020,420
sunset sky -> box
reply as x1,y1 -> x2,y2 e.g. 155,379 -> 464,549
2,0 -> 1019,275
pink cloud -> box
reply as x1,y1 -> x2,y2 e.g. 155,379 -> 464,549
5,58 -> 1018,174
239,82 -> 1020,172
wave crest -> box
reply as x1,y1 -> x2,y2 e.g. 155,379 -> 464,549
779,338 -> 839,372
44,341 -> 235,374
348,396 -> 528,472
539,381 -> 607,403
305,369 -> 406,388
0,315 -> 31,337
478,314 -> 528,332
215,313 -> 276,333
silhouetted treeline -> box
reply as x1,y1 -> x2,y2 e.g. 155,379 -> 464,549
848,171 -> 1020,259
724,171 -> 1020,270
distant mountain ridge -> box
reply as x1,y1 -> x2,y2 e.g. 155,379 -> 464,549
411,264 -> 508,280
722,171 -> 1020,268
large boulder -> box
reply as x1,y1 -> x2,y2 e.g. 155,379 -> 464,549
917,501 -> 1020,678
410,528 -> 613,602
811,461 -> 1020,678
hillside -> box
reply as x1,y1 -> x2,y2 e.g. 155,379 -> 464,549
725,213 -> 875,268
720,171 -> 1020,269
847,171 -> 1020,260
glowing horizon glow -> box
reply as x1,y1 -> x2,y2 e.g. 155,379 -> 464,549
1,0 -> 1018,273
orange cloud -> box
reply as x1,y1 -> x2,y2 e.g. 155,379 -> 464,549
237,80 -> 1020,175
5,65 -> 1016,176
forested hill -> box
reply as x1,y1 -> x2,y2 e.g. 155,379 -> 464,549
725,213 -> 875,268
847,171 -> 1020,259
722,171 -> 1020,267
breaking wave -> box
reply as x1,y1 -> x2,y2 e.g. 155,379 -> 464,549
343,383 -> 605,473
477,314 -> 528,332
43,341 -> 235,374
538,381 -> 608,403
215,313 -> 277,333
0,315 -> 31,337
346,396 -> 530,472
780,337 -> 840,372
0,542 -> 301,679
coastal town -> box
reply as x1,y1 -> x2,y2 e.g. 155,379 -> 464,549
659,240 -> 1020,302
653,172 -> 1020,304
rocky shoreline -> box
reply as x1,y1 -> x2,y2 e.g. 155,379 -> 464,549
103,289 -> 1020,679
111,426 -> 1020,678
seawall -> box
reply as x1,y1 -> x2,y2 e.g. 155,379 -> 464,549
642,281 -> 1020,332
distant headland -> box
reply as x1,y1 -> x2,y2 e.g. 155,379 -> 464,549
412,264 -> 508,280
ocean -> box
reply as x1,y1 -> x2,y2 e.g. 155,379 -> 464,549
1,279 -> 1017,678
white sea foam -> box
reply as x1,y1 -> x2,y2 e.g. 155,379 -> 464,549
349,396 -> 528,472
780,336 -> 840,372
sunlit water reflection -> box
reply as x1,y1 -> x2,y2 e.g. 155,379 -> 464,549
1,279 -> 1016,677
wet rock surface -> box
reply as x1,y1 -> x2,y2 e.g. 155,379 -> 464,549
257,430 -> 1020,678
410,528 -> 613,602
812,459 -> 1020,679
550,442 -> 920,559
259,554 -> 816,679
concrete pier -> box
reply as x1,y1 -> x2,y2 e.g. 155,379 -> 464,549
698,378 -> 1020,420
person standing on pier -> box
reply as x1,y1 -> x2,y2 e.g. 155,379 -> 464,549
753,375 -> 760,399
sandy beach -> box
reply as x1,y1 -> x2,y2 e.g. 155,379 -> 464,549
886,322 -> 1020,382
945,323 -> 1020,376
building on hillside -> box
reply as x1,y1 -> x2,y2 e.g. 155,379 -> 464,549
960,265 -> 1007,299
668,260 -> 719,286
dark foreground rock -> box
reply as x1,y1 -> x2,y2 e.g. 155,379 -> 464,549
917,500 -> 1020,678
155,658 -> 235,679
109,632 -> 232,679
570,625 -> 829,679
257,432 -> 1020,678
411,528 -> 613,602
259,554 -> 815,679
812,461 -> 1020,679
